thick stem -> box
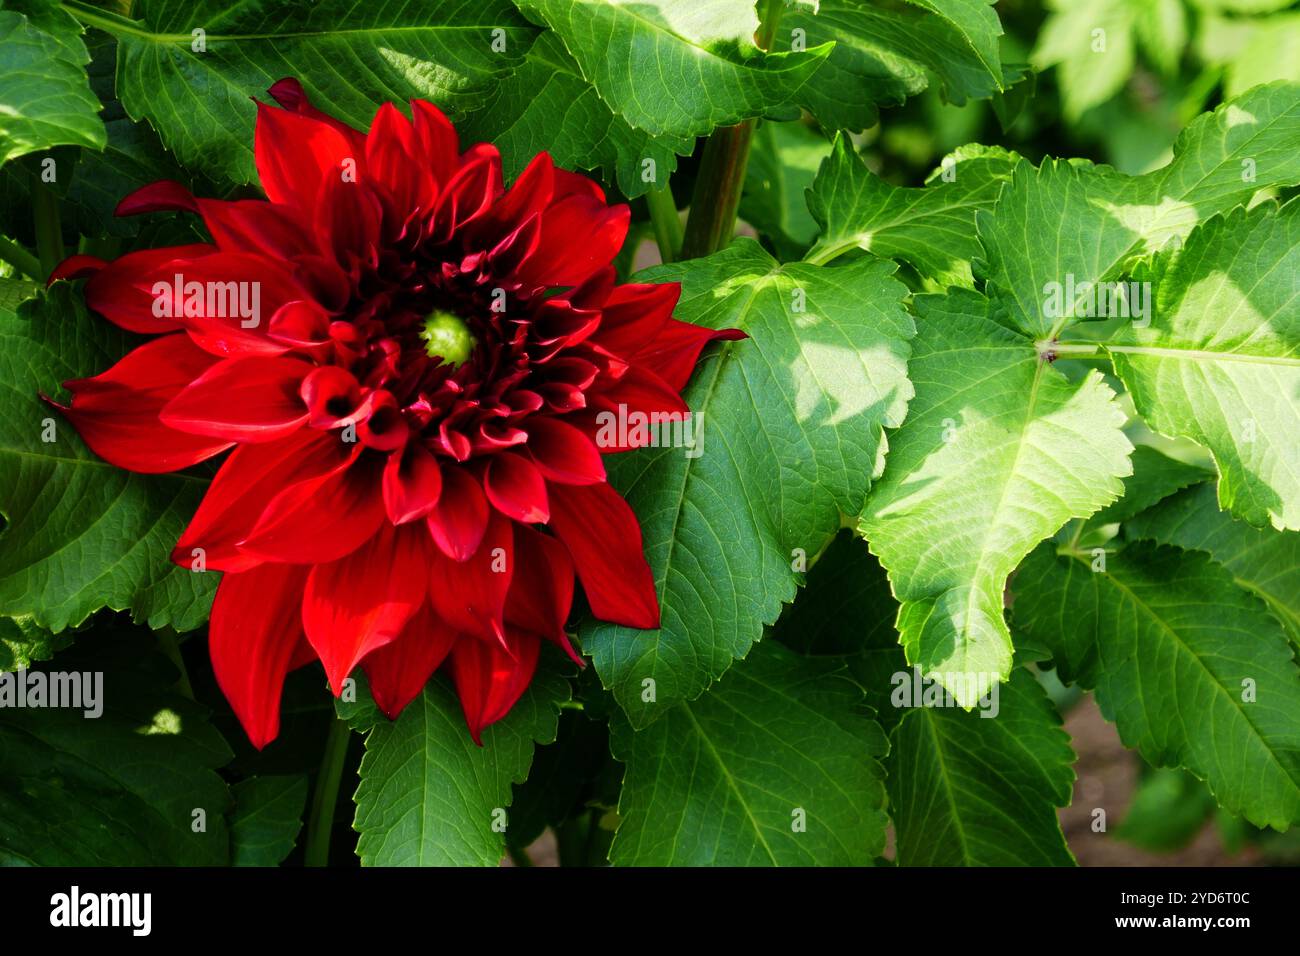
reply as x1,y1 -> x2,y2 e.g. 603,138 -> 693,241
304,716 -> 352,867
678,0 -> 783,260
0,236 -> 43,281
32,182 -> 64,279
679,123 -> 757,260
644,185 -> 683,263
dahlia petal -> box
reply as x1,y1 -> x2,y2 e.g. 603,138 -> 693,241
198,198 -> 316,259
361,602 -> 457,719
365,102 -> 430,218
430,146 -> 501,243
428,508 -> 513,644
595,364 -> 690,430
267,78 -> 369,160
304,521 -> 431,694
484,451 -> 549,523
634,319 -> 747,392
509,524 -> 579,663
115,179 -> 199,216
526,417 -> 605,485
517,193 -> 630,287
237,453 -> 386,564
153,251 -> 312,357
383,441 -> 442,524
55,334 -> 232,473
591,282 -> 681,358
425,465 -> 489,560
47,254 -> 107,284
255,100 -> 358,213
173,427 -> 351,572
160,355 -> 312,442
547,482 -> 660,629
208,562 -> 311,749
83,243 -> 217,334
314,173 -> 384,272
449,626 -> 540,744
465,151 -> 553,249
411,99 -> 459,189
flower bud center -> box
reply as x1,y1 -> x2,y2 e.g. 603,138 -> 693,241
419,309 -> 475,367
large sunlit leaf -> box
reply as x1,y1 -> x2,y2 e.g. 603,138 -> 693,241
1109,201 -> 1300,530
514,0 -> 831,138
582,240 -> 916,725
859,289 -> 1132,705
979,82 -> 1300,337
806,136 -> 1018,287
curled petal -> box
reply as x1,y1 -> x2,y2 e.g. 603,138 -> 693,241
425,465 -> 489,560
547,481 -> 659,629
54,334 -> 231,473
304,521 -> 431,694
449,627 -> 540,745
173,427 -> 352,572
484,451 -> 549,523
160,355 -> 312,442
383,441 -> 442,524
362,602 -> 458,719
237,452 -> 385,564
209,562 -> 311,749
428,508 -> 513,646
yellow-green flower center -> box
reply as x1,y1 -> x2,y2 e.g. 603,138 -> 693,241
419,309 -> 475,367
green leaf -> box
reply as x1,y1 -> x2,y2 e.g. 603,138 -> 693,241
582,240 -> 915,724
1127,482 -> 1300,644
514,0 -> 831,138
740,120 -> 832,261
0,285 -> 217,632
0,614 -> 68,672
888,669 -> 1077,866
0,634 -> 233,865
65,31 -> 200,238
0,1 -> 105,163
859,289 -> 1132,705
96,0 -> 537,184
608,640 -> 888,865
1109,201 -> 1300,530
1114,766 -> 1216,852
230,775 -> 308,866
352,662 -> 569,866
979,83 -> 1300,337
1091,444 -> 1211,525
1013,539 -> 1300,830
776,0 -> 1005,132
457,31 -> 691,198
806,135 -> 1018,288
1032,0 -> 1138,120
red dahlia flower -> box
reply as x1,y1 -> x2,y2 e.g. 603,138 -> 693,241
49,79 -> 741,747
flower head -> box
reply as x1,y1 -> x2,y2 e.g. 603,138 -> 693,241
50,79 -> 741,746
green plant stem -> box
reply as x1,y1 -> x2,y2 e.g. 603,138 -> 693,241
645,185 -> 682,263
0,236 -> 43,281
680,123 -> 757,260
304,716 -> 352,867
32,182 -> 64,279
679,0 -> 784,260
156,631 -> 195,700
